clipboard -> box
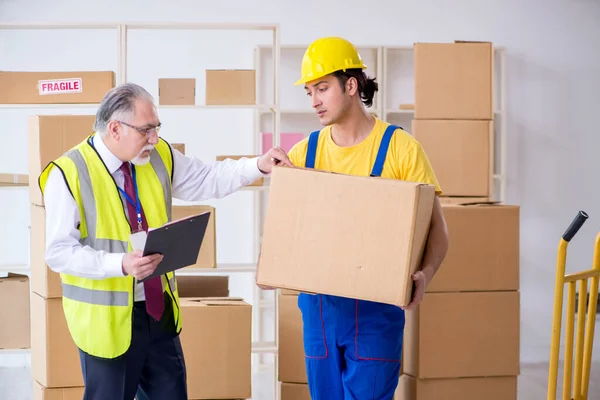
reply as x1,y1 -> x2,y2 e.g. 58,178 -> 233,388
137,211 -> 211,282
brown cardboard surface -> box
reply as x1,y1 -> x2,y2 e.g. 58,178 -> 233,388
172,143 -> 186,155
158,78 -> 196,105
180,297 -> 252,399
439,196 -> 489,205
176,276 -> 229,298
281,383 -> 311,400
33,381 -> 85,400
28,115 -> 97,206
0,273 -> 30,349
257,166 -> 436,307
0,71 -> 114,104
216,155 -> 264,186
205,70 -> 256,105
404,291 -> 520,379
414,42 -> 492,120
171,205 -> 216,268
31,293 -> 83,387
31,204 -> 63,298
428,204 -> 519,292
278,293 -> 307,384
412,119 -> 491,197
0,173 -> 28,187
396,375 -> 517,400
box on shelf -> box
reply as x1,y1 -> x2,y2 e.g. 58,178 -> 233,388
439,197 -> 489,205
176,275 -> 229,298
158,78 -> 195,105
171,205 -> 216,269
171,142 -> 186,155
179,297 -> 252,399
30,204 -> 62,298
0,173 -> 28,187
278,292 -> 307,384
205,69 -> 256,105
261,132 -> 305,155
31,293 -> 83,388
414,41 -> 493,120
215,155 -> 264,186
257,166 -> 436,308
281,382 -> 311,400
28,115 -> 97,206
395,374 -> 517,400
0,273 -> 30,349
412,119 -> 491,197
0,71 -> 114,104
403,291 -> 520,379
33,381 -> 84,400
428,204 -> 519,292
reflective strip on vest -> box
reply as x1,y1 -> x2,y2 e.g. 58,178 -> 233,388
62,283 -> 129,306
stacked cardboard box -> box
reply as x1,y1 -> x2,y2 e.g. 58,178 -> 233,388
0,273 -> 30,351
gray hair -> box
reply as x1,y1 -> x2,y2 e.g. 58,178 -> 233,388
94,83 -> 154,135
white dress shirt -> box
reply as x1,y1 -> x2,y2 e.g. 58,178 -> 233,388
43,134 -> 264,301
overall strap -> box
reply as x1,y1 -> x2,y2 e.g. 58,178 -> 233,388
305,130 -> 321,168
370,124 -> 399,177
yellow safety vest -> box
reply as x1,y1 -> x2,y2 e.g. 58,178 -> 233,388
38,133 -> 182,359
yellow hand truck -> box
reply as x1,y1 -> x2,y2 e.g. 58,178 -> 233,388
548,211 -> 599,399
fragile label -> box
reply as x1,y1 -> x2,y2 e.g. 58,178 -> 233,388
38,78 -> 83,95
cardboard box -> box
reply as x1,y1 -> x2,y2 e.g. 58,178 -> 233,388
31,293 -> 83,388
179,297 -> 252,399
205,69 -> 256,105
28,115 -> 97,206
278,293 -> 307,384
257,166 -> 436,307
33,381 -> 84,400
414,42 -> 492,120
30,204 -> 63,298
0,273 -> 30,349
439,197 -> 489,205
0,173 -> 28,187
172,143 -> 186,155
403,291 -> 520,379
215,155 -> 264,186
396,375 -> 517,400
428,204 -> 519,292
0,71 -> 114,104
176,275 -> 228,298
412,119 -> 491,197
171,206 -> 216,268
281,383 -> 311,400
158,78 -> 195,105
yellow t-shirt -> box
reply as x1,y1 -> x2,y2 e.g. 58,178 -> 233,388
287,118 -> 442,195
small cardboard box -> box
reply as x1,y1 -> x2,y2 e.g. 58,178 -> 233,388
28,115 -> 97,206
278,292 -> 307,384
205,69 -> 256,105
257,166 -> 436,307
0,71 -> 114,104
281,383 -> 311,400
414,42 -> 493,120
30,204 -> 63,298
176,275 -> 229,298
412,119 -> 491,197
216,155 -> 264,186
0,273 -> 30,349
395,375 -> 517,400
33,381 -> 85,400
403,291 -> 520,379
179,297 -> 252,399
0,173 -> 28,187
171,205 -> 216,268
171,143 -> 185,155
158,78 -> 195,105
428,204 -> 520,292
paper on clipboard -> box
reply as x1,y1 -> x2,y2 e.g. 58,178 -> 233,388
130,231 -> 148,252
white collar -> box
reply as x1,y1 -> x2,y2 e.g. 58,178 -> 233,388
93,133 -> 125,174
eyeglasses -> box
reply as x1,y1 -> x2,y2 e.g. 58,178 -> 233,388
118,121 -> 161,136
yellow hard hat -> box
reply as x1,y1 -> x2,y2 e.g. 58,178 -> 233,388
294,37 -> 367,86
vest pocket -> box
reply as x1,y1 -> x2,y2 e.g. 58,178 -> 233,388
298,293 -> 328,359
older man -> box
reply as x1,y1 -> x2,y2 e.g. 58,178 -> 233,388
39,82 -> 292,400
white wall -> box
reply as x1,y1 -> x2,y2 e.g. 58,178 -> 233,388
1,0 -> 600,366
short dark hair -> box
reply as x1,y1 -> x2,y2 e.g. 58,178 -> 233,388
333,69 -> 378,108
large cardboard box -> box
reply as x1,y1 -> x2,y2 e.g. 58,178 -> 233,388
412,119 -> 491,197
257,166 -> 436,307
414,42 -> 492,120
33,381 -> 84,400
428,204 -> 520,292
179,297 -> 252,399
403,291 -> 520,379
28,115 -> 97,206
158,78 -> 195,105
395,375 -> 517,400
278,293 -> 307,384
0,273 -> 30,349
215,155 -> 264,186
31,204 -> 63,298
205,69 -> 256,105
172,206 -> 216,268
281,383 -> 311,400
31,293 -> 83,388
0,71 -> 114,104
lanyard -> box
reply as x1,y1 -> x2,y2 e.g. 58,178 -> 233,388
90,135 -> 143,232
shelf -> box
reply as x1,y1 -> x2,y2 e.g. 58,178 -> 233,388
0,174 -> 28,187
0,349 -> 30,354
385,109 -> 503,115
252,341 -> 277,354
0,103 -> 100,109
259,108 -> 381,116
158,104 -> 276,111
0,23 -> 120,30
124,22 -> 278,31
176,263 -> 257,275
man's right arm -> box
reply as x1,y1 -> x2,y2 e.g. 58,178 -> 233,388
43,167 -> 125,279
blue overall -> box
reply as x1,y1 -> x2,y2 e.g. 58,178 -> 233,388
299,125 -> 405,400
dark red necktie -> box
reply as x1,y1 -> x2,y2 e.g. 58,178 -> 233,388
120,162 -> 164,321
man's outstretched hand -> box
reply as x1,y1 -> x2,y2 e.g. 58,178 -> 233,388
257,147 -> 294,174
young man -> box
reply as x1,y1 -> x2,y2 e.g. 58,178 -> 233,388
286,37 -> 449,399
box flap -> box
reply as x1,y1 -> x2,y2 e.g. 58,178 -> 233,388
0,273 -> 29,282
